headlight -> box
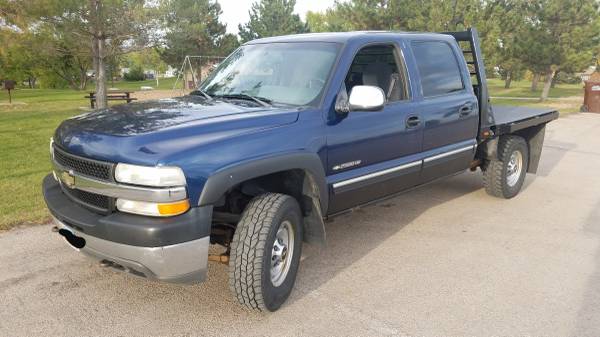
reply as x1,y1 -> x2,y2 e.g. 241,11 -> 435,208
114,163 -> 186,187
116,198 -> 190,217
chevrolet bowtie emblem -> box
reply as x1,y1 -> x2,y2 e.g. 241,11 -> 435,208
61,170 -> 75,189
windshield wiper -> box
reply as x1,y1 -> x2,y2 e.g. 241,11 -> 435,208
215,93 -> 272,107
190,89 -> 213,101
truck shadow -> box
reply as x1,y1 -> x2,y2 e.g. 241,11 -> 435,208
286,171 -> 485,306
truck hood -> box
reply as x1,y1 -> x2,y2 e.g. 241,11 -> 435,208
54,95 -> 300,165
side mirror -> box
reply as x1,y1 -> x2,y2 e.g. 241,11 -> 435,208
348,85 -> 385,111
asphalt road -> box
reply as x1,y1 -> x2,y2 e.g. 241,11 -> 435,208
2,113 -> 600,337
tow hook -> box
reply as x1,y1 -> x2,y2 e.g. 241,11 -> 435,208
208,254 -> 230,265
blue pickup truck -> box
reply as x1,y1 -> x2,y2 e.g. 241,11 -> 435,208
43,29 -> 558,311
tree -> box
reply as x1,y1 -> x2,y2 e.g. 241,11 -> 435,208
531,0 -> 599,101
238,0 -> 308,43
125,48 -> 168,85
159,0 -> 238,68
518,24 -> 554,91
2,0 -> 154,108
0,24 -> 90,90
321,0 -> 482,32
480,1 -> 531,89
33,25 -> 92,90
0,29 -> 40,88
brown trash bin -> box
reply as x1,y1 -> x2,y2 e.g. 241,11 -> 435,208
583,72 -> 600,113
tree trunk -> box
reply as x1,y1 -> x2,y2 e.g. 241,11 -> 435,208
90,0 -> 107,109
550,71 -> 559,88
79,71 -> 88,90
504,71 -> 512,89
531,72 -> 541,91
540,68 -> 556,102
67,80 -> 80,91
95,37 -> 108,109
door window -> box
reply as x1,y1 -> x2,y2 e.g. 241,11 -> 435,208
411,41 -> 464,97
344,44 -> 409,102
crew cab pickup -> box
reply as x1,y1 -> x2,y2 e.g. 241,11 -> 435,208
43,29 -> 558,311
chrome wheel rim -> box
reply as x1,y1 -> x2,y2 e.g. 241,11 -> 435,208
506,150 -> 523,187
270,220 -> 294,287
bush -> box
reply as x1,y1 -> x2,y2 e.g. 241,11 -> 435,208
123,65 -> 145,81
554,72 -> 582,85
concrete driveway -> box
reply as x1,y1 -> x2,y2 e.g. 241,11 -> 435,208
2,113 -> 600,337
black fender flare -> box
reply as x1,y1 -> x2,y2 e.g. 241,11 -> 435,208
198,152 -> 329,214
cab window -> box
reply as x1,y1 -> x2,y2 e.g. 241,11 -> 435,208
344,44 -> 409,102
411,41 -> 464,97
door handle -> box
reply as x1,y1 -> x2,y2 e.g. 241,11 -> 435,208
459,104 -> 472,117
406,115 -> 421,128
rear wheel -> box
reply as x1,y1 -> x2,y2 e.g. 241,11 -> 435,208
229,193 -> 303,311
482,135 -> 529,199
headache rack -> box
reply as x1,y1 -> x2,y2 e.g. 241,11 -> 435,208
441,28 -> 495,140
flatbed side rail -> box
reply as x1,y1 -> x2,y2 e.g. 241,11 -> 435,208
441,28 -> 494,140
494,110 -> 559,135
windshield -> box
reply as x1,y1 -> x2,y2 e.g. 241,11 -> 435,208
200,42 -> 340,107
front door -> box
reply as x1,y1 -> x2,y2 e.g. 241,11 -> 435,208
326,43 -> 423,214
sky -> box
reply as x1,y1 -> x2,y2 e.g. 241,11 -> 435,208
218,0 -> 340,34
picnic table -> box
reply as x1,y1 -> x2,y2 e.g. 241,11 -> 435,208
85,90 -> 137,108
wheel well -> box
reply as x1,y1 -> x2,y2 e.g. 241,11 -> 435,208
476,124 -> 546,174
210,169 -> 326,247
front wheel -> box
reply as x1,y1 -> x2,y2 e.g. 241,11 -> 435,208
229,193 -> 303,311
482,135 -> 529,199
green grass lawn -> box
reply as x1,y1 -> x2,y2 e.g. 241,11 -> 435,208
487,78 -> 583,98
0,78 -> 585,230
0,89 -> 86,229
0,78 -> 178,230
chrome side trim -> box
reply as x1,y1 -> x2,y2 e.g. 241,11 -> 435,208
423,145 -> 475,163
332,160 -> 421,189
52,160 -> 187,203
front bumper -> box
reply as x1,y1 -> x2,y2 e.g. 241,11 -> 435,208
43,174 -> 212,283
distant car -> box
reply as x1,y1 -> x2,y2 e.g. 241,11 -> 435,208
44,29 -> 557,312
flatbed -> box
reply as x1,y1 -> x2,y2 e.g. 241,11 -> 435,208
492,106 -> 559,134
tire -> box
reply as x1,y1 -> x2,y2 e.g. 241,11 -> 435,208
229,193 -> 303,311
482,135 -> 529,199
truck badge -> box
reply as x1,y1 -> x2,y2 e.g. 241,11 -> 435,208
61,170 -> 76,189
332,160 -> 362,171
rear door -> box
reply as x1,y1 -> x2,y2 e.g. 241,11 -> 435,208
326,43 -> 422,214
409,40 -> 479,182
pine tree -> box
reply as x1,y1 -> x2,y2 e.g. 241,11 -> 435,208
238,0 -> 308,43
160,0 -> 238,68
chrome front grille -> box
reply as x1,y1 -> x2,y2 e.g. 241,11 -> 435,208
52,144 -> 114,181
52,144 -> 116,214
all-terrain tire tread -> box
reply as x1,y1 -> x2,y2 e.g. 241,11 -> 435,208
228,193 -> 290,311
482,136 -> 527,198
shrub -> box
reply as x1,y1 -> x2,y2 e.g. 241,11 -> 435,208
123,65 -> 145,81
